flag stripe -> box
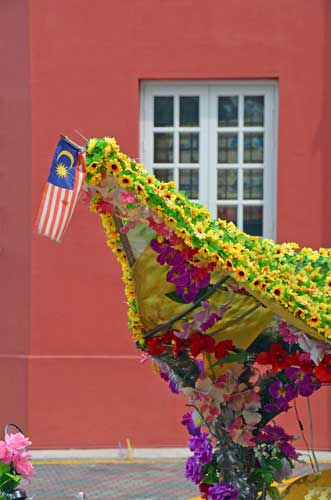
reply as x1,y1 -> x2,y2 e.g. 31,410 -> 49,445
35,183 -> 52,235
55,190 -> 73,242
48,187 -> 62,238
59,154 -> 86,241
54,189 -> 71,241
44,186 -> 59,237
50,188 -> 66,240
40,184 -> 55,235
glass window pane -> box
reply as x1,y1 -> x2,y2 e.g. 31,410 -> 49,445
179,133 -> 199,163
243,169 -> 263,200
218,133 -> 238,163
154,133 -> 174,163
243,206 -> 263,236
180,96 -> 199,126
217,206 -> 237,226
244,133 -> 264,163
179,169 -> 199,199
217,169 -> 238,200
218,96 -> 238,127
154,96 -> 174,127
153,168 -> 174,182
244,96 -> 264,127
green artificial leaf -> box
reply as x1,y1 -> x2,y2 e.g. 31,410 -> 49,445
0,472 -> 21,493
0,464 -> 10,476
267,485 -> 280,499
202,462 -> 218,485
166,286 -> 211,305
212,350 -> 251,367
165,291 -> 188,304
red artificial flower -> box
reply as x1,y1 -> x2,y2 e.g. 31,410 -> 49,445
214,339 -> 234,360
95,199 -> 113,214
256,343 -> 290,372
315,354 -> 331,382
146,337 -> 166,356
190,333 -> 215,358
199,483 -> 210,499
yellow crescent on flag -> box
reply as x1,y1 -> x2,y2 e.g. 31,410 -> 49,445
57,150 -> 75,169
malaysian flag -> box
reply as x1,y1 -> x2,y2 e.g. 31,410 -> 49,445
34,136 -> 86,242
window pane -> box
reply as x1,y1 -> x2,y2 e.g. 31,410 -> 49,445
180,96 -> 199,126
218,96 -> 238,127
179,169 -> 199,199
244,133 -> 264,163
179,133 -> 199,163
218,133 -> 238,163
243,206 -> 263,236
217,169 -> 238,200
154,133 -> 174,163
217,206 -> 237,225
153,168 -> 174,182
244,96 -> 264,127
243,169 -> 263,200
154,96 -> 174,127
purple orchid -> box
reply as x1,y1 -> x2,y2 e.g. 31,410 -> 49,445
256,424 -> 299,460
188,432 -> 213,464
150,239 -> 183,266
167,265 -> 190,287
279,441 -> 298,460
264,380 -> 296,413
181,412 -> 201,436
256,424 -> 293,443
185,456 -> 203,484
208,482 -> 239,500
177,284 -> 200,303
285,367 -> 321,397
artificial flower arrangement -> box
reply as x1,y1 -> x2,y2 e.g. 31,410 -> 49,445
0,426 -> 34,499
83,137 -> 331,500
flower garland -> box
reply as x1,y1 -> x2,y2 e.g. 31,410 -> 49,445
85,137 -> 331,341
83,136 -> 331,499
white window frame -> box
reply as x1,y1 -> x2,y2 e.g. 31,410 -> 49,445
140,80 -> 278,239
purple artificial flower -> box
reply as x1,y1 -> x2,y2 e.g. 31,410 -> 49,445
177,284 -> 200,303
285,367 -> 321,397
185,456 -> 203,484
181,412 -> 201,436
279,441 -> 299,460
268,379 -> 296,409
208,482 -> 239,500
188,432 -> 213,464
256,424 -> 292,444
195,358 -> 205,374
169,379 -> 179,394
150,239 -> 183,267
256,424 -> 299,460
167,265 -> 190,287
278,321 -> 298,344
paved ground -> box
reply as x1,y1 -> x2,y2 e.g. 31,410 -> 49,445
24,459 -> 331,499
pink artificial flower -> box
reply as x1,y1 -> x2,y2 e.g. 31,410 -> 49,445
13,451 -> 35,480
80,188 -> 94,205
297,333 -> 329,365
5,432 -> 32,454
140,352 -> 149,364
120,192 -> 137,204
0,440 -> 12,464
279,321 -> 298,344
228,417 -> 255,447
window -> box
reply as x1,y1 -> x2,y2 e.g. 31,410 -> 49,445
140,81 -> 278,239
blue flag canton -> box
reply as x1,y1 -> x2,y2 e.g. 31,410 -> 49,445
48,137 -> 79,190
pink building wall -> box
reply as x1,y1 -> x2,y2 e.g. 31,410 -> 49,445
0,0 -> 330,448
